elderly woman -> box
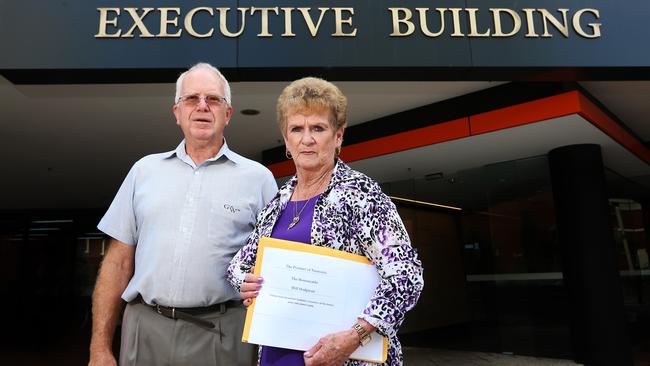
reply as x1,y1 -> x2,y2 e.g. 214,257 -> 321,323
227,77 -> 423,366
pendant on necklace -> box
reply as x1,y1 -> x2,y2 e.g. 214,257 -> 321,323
288,216 -> 300,229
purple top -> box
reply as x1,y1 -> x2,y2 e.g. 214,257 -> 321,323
270,195 -> 318,243
260,195 -> 319,366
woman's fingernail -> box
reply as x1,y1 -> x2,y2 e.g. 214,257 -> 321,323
258,277 -> 264,283
255,284 -> 262,290
304,351 -> 311,357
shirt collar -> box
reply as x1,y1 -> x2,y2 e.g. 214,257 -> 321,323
164,139 -> 241,165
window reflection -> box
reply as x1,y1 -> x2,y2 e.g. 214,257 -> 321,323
390,155 -> 571,358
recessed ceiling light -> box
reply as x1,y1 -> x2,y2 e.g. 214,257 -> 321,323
31,219 -> 73,224
241,109 -> 260,116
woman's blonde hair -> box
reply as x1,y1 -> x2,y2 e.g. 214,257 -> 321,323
276,77 -> 347,136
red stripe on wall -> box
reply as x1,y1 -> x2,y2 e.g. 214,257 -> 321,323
469,91 -> 581,135
267,118 -> 469,177
267,90 -> 650,177
266,160 -> 296,178
340,117 -> 469,162
577,95 -> 650,164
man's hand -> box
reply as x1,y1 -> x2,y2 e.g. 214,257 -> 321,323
88,349 -> 117,366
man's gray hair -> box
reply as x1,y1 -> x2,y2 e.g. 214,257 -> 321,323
174,62 -> 232,105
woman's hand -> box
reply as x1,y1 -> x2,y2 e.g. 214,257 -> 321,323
240,273 -> 263,307
303,328 -> 359,366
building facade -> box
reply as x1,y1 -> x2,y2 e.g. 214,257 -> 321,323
1,1 -> 649,364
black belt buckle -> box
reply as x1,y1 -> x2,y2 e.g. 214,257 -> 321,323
219,303 -> 226,314
156,304 -> 176,319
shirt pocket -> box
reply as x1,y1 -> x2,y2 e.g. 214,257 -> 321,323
208,198 -> 255,242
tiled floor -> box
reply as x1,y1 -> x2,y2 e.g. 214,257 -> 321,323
403,347 -> 580,366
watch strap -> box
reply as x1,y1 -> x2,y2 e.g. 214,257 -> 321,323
352,323 -> 371,346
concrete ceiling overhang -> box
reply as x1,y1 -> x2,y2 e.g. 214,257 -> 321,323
1,76 -> 650,210
0,78 -> 501,209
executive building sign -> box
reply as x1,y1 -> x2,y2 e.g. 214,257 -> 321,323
1,0 -> 648,80
95,6 -> 601,39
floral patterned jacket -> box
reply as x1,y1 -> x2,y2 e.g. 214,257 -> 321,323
227,160 -> 424,366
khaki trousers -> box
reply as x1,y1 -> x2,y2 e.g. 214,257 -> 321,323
119,301 -> 256,366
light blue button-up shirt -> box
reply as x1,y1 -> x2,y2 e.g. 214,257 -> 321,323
98,140 -> 277,307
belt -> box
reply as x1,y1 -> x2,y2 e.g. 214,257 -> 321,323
135,295 -> 240,329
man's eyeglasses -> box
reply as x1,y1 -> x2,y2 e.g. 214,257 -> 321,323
177,94 -> 228,107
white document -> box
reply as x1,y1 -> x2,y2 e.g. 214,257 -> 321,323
242,237 -> 388,363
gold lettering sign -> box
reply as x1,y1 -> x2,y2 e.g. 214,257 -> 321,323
94,6 -> 602,39
387,7 -> 601,38
281,7 -> 296,37
96,8 -> 121,38
300,8 -> 328,37
121,8 -> 155,38
158,7 -> 182,37
185,7 -> 214,37
333,8 -> 357,36
491,8 -> 521,37
573,9 -> 601,38
250,7 -> 279,37
388,8 -> 414,37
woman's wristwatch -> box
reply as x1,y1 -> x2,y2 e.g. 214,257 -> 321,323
352,323 -> 371,346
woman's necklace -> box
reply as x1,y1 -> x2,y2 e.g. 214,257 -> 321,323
288,197 -> 312,229
287,168 -> 332,230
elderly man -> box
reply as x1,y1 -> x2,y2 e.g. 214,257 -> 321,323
89,63 -> 277,366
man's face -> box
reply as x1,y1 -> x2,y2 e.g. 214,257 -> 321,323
173,68 -> 233,145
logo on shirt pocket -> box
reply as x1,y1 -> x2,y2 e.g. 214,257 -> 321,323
223,204 -> 241,214
208,199 -> 253,241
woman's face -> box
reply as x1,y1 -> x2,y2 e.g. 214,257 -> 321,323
284,109 -> 343,173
